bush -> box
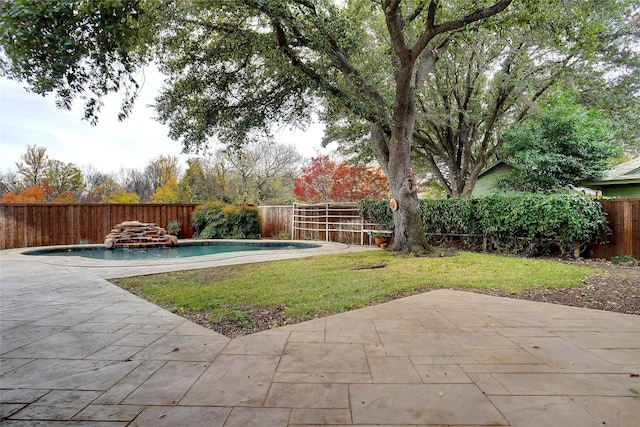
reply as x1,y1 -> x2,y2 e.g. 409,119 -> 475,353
358,199 -> 394,230
167,219 -> 180,236
192,202 -> 260,239
611,255 -> 639,266
421,198 -> 479,234
359,194 -> 609,256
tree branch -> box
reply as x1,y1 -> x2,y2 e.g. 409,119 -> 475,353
384,1 -> 411,64
413,0 -> 512,60
406,2 -> 427,23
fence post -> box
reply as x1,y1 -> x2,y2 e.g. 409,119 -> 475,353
325,203 -> 329,242
292,203 -> 296,240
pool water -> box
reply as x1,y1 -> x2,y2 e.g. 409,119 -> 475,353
26,241 -> 320,261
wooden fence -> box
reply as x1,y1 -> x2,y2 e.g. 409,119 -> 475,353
1,200 -> 638,259
589,198 -> 640,259
0,204 -> 199,249
258,206 -> 293,238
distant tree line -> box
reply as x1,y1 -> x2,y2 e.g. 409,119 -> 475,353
1,144 -> 391,205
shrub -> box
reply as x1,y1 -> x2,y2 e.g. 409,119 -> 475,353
221,204 -> 260,239
358,199 -> 394,230
278,231 -> 291,240
359,194 -> 609,256
167,219 -> 180,236
611,255 -> 639,266
421,198 -> 479,234
192,202 -> 260,239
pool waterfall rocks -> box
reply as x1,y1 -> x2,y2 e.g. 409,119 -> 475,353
104,221 -> 179,249
3,240 -> 374,279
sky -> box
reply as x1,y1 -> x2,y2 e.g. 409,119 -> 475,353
0,67 -> 328,175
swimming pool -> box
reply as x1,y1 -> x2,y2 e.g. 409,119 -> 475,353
25,241 -> 321,261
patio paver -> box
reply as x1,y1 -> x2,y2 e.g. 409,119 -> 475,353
1,244 -> 639,426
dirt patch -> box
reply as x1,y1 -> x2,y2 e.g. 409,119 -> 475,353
481,259 -> 640,315
183,305 -> 291,338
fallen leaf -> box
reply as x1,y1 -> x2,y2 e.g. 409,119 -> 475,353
630,373 -> 639,378
630,388 -> 639,395
531,345 -> 540,349
172,347 -> 180,352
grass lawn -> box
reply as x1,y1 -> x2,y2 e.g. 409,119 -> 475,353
112,251 -> 599,333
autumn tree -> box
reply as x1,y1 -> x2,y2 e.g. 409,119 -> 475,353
177,143 -> 302,204
114,155 -> 181,202
0,180 -> 55,204
104,189 -> 141,204
43,159 -> 84,198
81,166 -> 117,202
178,157 -> 227,203
9,146 -> 84,201
15,145 -> 48,188
88,178 -> 123,203
149,176 -> 181,203
0,185 -> 46,203
0,0 -> 515,252
145,155 -> 181,193
294,156 -> 389,203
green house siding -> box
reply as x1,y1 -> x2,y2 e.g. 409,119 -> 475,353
581,157 -> 640,197
600,185 -> 640,198
472,163 -> 517,197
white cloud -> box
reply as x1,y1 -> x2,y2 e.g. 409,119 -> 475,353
0,67 -> 328,175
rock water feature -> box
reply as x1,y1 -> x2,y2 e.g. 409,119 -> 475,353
104,221 -> 178,249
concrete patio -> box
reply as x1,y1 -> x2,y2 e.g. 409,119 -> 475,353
1,243 -> 639,426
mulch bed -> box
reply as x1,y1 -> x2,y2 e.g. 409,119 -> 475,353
482,259 -> 640,316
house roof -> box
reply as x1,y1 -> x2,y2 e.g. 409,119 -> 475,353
477,161 -> 516,177
582,157 -> 640,187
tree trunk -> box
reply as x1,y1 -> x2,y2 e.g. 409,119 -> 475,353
388,163 -> 432,253
372,127 -> 432,254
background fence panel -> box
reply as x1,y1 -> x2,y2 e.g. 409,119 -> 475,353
258,206 -> 293,238
0,204 -> 200,249
590,198 -> 640,259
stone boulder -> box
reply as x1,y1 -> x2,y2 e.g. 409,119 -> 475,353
105,221 -> 178,249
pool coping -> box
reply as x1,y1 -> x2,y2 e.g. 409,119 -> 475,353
0,239 -> 374,279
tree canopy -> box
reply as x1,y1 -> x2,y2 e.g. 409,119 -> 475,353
496,93 -> 621,193
326,0 -> 639,197
2,0 -> 538,252
294,156 -> 390,203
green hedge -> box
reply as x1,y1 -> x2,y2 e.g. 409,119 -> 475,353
359,195 -> 608,255
192,202 -> 260,239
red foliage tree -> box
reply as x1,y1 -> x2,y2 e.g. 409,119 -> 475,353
0,180 -> 56,204
294,156 -> 389,203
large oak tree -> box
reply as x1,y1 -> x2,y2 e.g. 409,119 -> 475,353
328,0 -> 639,198
1,0 -> 514,252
